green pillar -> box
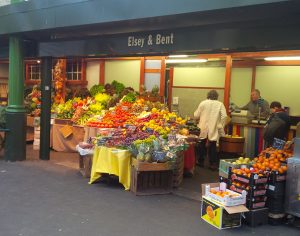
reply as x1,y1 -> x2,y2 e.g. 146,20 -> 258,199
5,36 -> 26,162
10,0 -> 24,4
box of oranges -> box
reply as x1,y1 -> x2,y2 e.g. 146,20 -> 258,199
201,183 -> 248,229
203,183 -> 247,207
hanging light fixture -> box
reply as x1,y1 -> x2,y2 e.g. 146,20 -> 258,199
165,59 -> 207,63
264,56 -> 300,61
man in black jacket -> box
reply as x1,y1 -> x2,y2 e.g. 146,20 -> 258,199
263,101 -> 290,148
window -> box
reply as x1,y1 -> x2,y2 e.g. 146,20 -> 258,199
66,59 -> 82,81
25,58 -> 86,85
28,63 -> 41,80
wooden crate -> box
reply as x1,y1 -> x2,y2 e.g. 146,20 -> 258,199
132,158 -> 171,171
54,118 -> 73,125
130,167 -> 173,196
172,151 -> 184,188
79,154 -> 93,178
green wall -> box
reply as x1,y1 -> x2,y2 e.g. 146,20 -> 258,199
172,66 -> 226,117
256,66 -> 300,116
172,88 -> 224,118
173,67 -> 225,87
230,68 -> 252,107
105,60 -> 140,91
86,61 -> 100,90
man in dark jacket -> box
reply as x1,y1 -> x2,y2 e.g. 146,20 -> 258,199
263,101 -> 290,147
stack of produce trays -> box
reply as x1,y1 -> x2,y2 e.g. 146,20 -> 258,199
229,168 -> 269,210
219,157 -> 252,179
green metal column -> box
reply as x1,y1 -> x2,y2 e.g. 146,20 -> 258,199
39,57 -> 52,161
10,0 -> 24,4
5,36 -> 26,162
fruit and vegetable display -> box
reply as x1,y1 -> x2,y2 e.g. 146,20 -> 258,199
25,85 -> 41,117
209,188 -> 240,198
49,80 -> 191,162
229,157 -> 251,165
224,146 -> 293,210
53,59 -> 66,104
231,147 -> 291,176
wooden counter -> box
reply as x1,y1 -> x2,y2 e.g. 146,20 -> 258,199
227,122 -> 296,158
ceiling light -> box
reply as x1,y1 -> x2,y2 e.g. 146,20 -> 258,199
264,56 -> 300,61
168,55 -> 188,58
166,59 -> 207,64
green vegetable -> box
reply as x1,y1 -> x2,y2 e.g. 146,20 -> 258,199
122,92 -> 136,103
90,85 -> 104,97
111,80 -> 125,94
151,85 -> 159,95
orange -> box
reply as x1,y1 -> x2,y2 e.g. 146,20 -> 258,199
206,206 -> 215,219
278,168 -> 284,174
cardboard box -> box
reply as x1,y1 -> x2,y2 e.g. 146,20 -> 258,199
201,183 -> 248,229
201,196 -> 248,229
202,183 -> 246,206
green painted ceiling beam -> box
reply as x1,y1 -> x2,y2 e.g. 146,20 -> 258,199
0,0 -> 289,35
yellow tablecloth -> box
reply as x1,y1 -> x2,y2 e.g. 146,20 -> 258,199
89,146 -> 131,190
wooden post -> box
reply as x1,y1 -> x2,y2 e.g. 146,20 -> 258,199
160,57 -> 166,99
224,55 -> 232,113
168,67 -> 174,110
251,65 -> 256,91
99,60 -> 105,85
139,57 -> 145,93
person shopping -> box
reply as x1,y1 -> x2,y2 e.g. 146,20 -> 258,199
263,101 -> 290,148
194,90 -> 227,170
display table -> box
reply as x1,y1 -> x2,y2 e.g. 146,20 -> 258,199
89,146 -> 131,190
52,124 -> 85,152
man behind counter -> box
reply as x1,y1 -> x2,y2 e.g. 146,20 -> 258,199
241,89 -> 270,119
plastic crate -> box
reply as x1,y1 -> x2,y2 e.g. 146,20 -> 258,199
246,196 -> 267,210
229,182 -> 267,197
219,159 -> 251,178
229,169 -> 269,186
268,171 -> 287,184
243,208 -> 269,227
